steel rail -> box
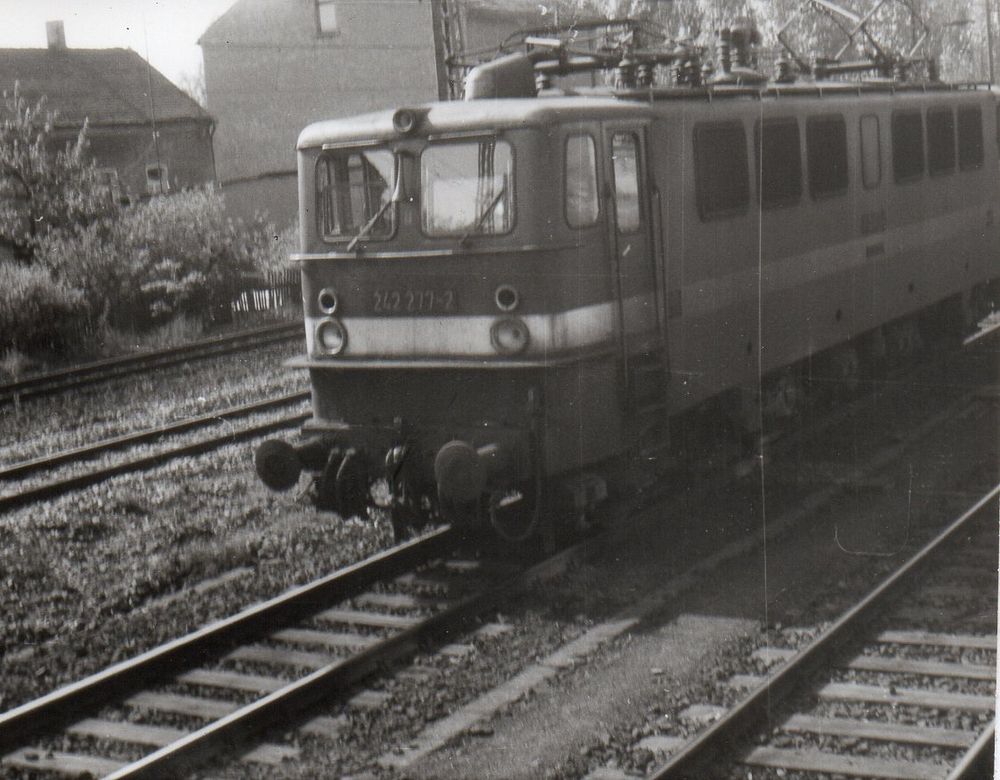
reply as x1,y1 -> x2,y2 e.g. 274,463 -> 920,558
649,482 -> 1000,780
0,410 -> 309,515
0,390 -> 309,482
945,719 -> 996,780
104,532 -> 590,779
0,322 -> 301,405
0,526 -> 458,753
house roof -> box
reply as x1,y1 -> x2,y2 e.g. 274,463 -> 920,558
0,47 -> 210,127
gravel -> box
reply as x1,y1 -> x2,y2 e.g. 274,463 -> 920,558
0,401 -> 308,499
0,333 -> 396,722
0,342 -> 307,467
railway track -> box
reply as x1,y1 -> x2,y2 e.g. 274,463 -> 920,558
648,484 -> 999,780
0,322 -> 301,406
0,391 -> 309,514
0,525 -> 596,778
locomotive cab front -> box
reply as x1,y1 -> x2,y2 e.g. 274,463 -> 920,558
256,99 -> 666,544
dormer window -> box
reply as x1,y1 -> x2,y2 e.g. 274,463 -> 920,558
316,1 -> 338,35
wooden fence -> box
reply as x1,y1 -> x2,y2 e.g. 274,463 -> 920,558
231,269 -> 302,323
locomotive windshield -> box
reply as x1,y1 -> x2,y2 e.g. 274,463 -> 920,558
316,148 -> 395,241
420,139 -> 513,236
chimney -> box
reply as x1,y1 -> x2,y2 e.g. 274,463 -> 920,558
46,21 -> 66,51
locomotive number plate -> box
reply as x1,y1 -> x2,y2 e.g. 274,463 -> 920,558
372,289 -> 457,314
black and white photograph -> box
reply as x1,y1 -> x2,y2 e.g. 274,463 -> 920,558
0,0 -> 998,777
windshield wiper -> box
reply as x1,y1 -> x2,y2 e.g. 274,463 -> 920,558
347,198 -> 392,253
459,184 -> 506,246
347,164 -> 403,253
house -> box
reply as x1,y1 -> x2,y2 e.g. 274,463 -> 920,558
199,0 -> 589,226
0,21 -> 215,204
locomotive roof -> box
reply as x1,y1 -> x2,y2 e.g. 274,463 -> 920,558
298,83 -> 996,150
297,98 -> 649,149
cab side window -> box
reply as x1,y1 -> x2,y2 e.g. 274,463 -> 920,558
860,114 -> 881,189
611,133 -> 641,233
565,134 -> 600,228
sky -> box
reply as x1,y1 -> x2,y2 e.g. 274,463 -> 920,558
0,0 -> 237,88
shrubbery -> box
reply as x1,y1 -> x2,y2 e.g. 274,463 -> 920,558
1,81 -> 292,363
0,261 -> 87,353
37,189 -> 281,332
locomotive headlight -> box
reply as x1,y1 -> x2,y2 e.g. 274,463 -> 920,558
316,318 -> 347,356
490,317 -> 530,355
392,108 -> 419,135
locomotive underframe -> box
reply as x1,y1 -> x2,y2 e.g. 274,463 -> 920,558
264,352 -> 630,535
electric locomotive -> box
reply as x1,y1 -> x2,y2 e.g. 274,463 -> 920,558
255,10 -> 1000,543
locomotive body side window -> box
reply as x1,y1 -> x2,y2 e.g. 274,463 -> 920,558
927,107 -> 956,176
755,117 -> 802,208
958,106 -> 984,170
806,115 -> 848,198
565,134 -> 599,228
694,122 -> 749,220
421,139 -> 514,237
892,110 -> 924,182
611,133 -> 641,233
860,114 -> 881,189
316,148 -> 395,241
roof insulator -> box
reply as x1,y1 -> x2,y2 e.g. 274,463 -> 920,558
615,54 -> 637,89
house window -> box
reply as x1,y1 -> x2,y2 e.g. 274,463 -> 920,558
755,118 -> 802,208
806,115 -> 848,198
694,121 -> 749,220
316,1 -> 337,35
145,164 -> 169,195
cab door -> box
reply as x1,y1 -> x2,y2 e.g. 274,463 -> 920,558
603,124 -> 660,355
602,122 -> 669,457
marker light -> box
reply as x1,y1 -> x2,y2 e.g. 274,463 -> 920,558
494,284 -> 520,312
316,318 -> 347,355
490,317 -> 530,355
318,287 -> 338,314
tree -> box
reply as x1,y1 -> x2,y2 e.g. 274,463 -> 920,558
566,0 -> 992,80
178,62 -> 208,109
0,82 -> 117,259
